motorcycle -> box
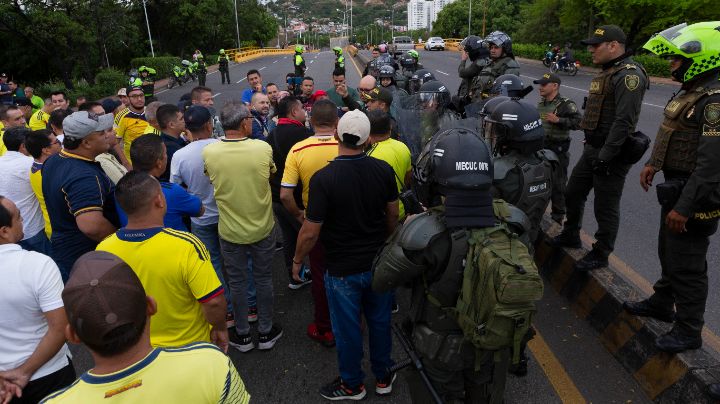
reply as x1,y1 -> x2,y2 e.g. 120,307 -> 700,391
550,56 -> 578,76
542,51 -> 555,68
167,66 -> 191,89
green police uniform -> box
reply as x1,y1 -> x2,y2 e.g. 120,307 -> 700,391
537,94 -> 582,222
469,56 -> 520,102
197,58 -> 207,86
637,22 -> 720,339
457,58 -> 485,101
294,53 -> 306,77
562,55 -> 647,257
218,53 -> 230,84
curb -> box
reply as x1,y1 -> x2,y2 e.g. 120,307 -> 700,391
536,216 -> 719,403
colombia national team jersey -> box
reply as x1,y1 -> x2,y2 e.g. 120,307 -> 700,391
114,108 -> 149,163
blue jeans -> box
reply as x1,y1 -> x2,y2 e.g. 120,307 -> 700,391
19,229 -> 52,256
325,271 -> 394,387
191,222 -> 232,311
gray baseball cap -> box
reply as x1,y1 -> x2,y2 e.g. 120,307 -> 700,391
63,111 -> 114,139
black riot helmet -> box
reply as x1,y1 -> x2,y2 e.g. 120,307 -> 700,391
379,65 -> 395,78
409,69 -> 436,94
485,31 -> 513,57
479,95 -> 510,119
483,98 -> 544,156
412,127 -> 495,227
462,35 -> 489,61
489,74 -> 533,98
418,81 -> 451,110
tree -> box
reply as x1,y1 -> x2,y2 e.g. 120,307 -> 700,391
432,0 -> 522,39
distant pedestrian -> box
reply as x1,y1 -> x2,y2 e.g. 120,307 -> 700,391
218,49 -> 231,84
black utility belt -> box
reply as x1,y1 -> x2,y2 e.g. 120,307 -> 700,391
545,139 -> 571,153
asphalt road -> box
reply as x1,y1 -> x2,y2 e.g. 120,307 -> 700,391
62,50 -> 652,403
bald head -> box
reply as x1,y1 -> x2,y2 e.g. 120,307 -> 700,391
360,75 -> 377,90
251,92 -> 270,116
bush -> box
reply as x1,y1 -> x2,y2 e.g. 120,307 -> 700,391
35,68 -> 127,103
131,56 -> 182,79
634,54 -> 670,77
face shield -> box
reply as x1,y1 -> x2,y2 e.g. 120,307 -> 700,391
418,91 -> 449,111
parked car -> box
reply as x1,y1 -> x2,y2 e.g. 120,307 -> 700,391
390,36 -> 415,57
425,37 -> 445,51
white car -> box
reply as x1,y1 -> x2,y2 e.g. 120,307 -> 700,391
425,37 -> 445,51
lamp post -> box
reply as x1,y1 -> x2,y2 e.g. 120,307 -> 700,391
233,0 -> 241,49
142,0 -> 155,57
468,0 -> 472,36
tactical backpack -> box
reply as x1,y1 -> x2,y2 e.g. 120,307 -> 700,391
452,200 -> 543,365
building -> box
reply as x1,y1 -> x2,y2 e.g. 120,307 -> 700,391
407,0 -> 457,30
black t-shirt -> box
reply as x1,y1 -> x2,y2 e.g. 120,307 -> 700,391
306,153 -> 398,276
267,122 -> 311,203
160,133 -> 189,182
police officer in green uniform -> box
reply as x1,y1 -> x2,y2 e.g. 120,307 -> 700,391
138,66 -> 156,102
469,31 -> 520,102
553,25 -> 648,271
372,127 -> 532,403
332,46 -> 345,73
457,36 -> 489,106
196,55 -> 208,86
622,22 -> 720,357
534,73 -> 582,224
217,49 -> 230,84
294,45 -> 306,87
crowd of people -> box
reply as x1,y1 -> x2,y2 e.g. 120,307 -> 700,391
1,19 -> 719,403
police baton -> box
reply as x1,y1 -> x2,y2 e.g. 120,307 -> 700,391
388,323 -> 445,404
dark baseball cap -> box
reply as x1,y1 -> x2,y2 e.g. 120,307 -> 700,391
183,105 -> 212,130
533,73 -> 561,85
13,97 -> 33,107
62,251 -> 148,348
581,25 -> 627,45
0,73 -> 7,78
126,85 -> 144,95
362,87 -> 393,105
101,98 -> 122,115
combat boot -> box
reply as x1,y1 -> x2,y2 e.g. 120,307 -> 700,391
655,327 -> 702,353
574,249 -> 608,271
622,300 -> 675,323
708,384 -> 720,399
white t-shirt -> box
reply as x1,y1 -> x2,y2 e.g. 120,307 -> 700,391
0,244 -> 71,380
0,151 -> 45,240
170,138 -> 219,226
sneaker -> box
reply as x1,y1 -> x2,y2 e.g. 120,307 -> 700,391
228,328 -> 254,353
319,377 -> 366,401
375,372 -> 396,396
289,267 -> 312,290
247,306 -> 258,323
391,304 -> 400,314
307,323 -> 335,347
226,312 -> 235,329
258,324 -> 283,350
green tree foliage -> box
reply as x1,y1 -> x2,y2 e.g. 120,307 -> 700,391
432,0 -> 521,39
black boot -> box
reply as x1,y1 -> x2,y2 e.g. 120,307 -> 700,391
655,327 -> 702,353
707,383 -> 720,399
574,249 -> 608,271
551,232 -> 581,249
622,300 -> 675,323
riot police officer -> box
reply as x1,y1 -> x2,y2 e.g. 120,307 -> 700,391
372,127 -> 533,403
484,98 -> 556,245
379,65 -> 399,93
533,73 -> 582,223
457,36 -> 490,105
469,31 -> 520,102
408,69 -> 436,95
553,25 -> 648,271
623,22 -> 720,356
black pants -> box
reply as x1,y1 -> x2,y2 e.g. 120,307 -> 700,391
648,204 -> 718,335
272,202 -> 301,281
220,68 -> 230,84
562,145 -> 630,255
10,362 -> 75,403
198,71 -> 206,87
549,148 -> 570,220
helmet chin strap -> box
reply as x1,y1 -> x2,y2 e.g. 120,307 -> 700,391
672,57 -> 694,83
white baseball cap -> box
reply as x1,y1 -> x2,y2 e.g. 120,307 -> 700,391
337,110 -> 371,146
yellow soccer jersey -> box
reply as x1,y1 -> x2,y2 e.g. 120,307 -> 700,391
28,109 -> 49,130
30,162 -> 52,238
115,108 -> 148,163
96,227 -> 222,348
40,343 -> 250,403
142,125 -> 161,135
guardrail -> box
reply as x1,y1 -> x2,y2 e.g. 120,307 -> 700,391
228,47 -> 318,64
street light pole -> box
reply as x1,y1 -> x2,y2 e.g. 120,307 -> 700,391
142,0 -> 155,57
468,0 -> 472,36
233,0 -> 241,49
391,8 -> 394,41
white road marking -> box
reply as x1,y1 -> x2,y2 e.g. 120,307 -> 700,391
273,60 -> 278,64
309,60 -> 314,64
236,77 -> 247,83
212,93 -> 222,98
208,71 -> 217,75
520,74 -> 665,109
436,70 -> 449,76
156,89 -> 168,95
260,67 -> 266,70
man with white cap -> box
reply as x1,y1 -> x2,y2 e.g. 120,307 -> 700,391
42,111 -> 119,281
292,110 -> 400,400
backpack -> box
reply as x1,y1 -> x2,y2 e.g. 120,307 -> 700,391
452,200 -> 543,365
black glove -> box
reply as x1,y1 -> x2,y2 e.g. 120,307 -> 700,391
592,160 -> 610,176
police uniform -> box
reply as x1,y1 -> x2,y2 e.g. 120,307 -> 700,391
469,56 -> 520,102
197,58 -> 207,86
372,128 -> 531,403
218,53 -> 230,84
535,74 -> 582,223
626,22 -> 720,344
559,25 -> 647,266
